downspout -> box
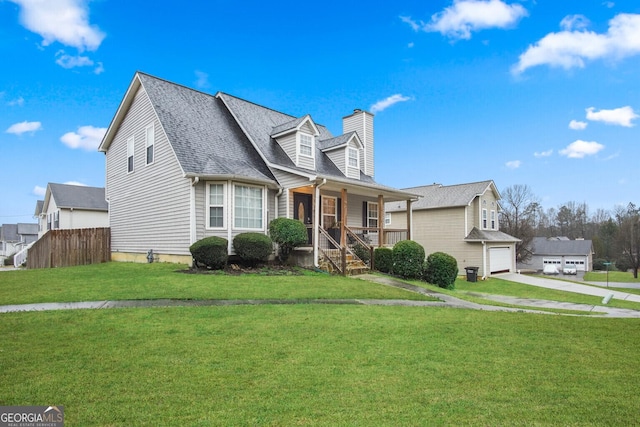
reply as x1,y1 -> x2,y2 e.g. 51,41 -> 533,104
274,187 -> 283,220
482,241 -> 487,280
190,177 -> 199,246
314,178 -> 327,268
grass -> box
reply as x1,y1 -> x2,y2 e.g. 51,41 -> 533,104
584,270 -> 640,283
0,262 -> 434,305
1,306 -> 639,426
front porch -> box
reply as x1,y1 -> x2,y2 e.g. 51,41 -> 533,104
286,179 -> 417,275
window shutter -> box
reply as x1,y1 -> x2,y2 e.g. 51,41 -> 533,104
362,201 -> 367,227
337,199 -> 342,225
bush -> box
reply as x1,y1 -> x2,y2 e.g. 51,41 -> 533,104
423,252 -> 458,289
189,236 -> 228,269
233,232 -> 273,266
374,247 -> 393,273
615,257 -> 631,273
269,218 -> 308,262
352,243 -> 371,265
592,259 -> 609,271
392,240 -> 425,279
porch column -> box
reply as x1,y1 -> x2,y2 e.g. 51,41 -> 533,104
378,194 -> 384,247
406,199 -> 412,241
340,188 -> 347,245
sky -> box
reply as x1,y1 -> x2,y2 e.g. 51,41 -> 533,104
1,0 -> 639,224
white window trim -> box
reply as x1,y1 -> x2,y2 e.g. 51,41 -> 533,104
206,182 -> 226,230
297,133 -> 314,159
367,201 -> 379,229
482,208 -> 488,229
321,195 -> 337,228
490,210 -> 496,230
347,147 -> 360,170
145,123 -> 155,166
127,136 -> 134,174
385,212 -> 391,226
232,183 -> 265,231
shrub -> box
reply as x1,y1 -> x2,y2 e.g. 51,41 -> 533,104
352,243 -> 371,265
392,240 -> 425,279
592,259 -> 608,271
374,247 -> 393,273
423,252 -> 458,289
233,232 -> 273,266
615,257 -> 631,273
189,236 -> 228,269
269,218 -> 308,262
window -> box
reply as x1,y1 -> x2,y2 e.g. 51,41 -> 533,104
385,212 -> 391,226
299,133 -> 313,157
367,202 -> 379,228
54,211 -> 59,229
348,148 -> 359,168
490,210 -> 496,229
482,209 -> 487,229
145,124 -> 154,165
127,136 -> 134,173
322,196 -> 337,228
207,183 -> 225,228
234,184 -> 263,229
47,214 -> 52,231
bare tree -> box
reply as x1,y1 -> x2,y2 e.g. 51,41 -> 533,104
616,203 -> 640,278
500,184 -> 539,263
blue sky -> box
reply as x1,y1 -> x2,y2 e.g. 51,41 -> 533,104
1,0 -> 639,223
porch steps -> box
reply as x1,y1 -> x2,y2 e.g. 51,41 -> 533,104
319,252 -> 369,276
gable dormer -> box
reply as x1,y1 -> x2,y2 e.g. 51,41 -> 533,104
271,115 -> 319,170
318,131 -> 364,180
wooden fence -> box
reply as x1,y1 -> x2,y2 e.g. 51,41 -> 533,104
27,228 -> 111,269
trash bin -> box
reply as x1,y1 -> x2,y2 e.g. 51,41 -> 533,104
465,266 -> 479,282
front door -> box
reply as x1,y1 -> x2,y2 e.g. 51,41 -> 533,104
293,193 -> 313,244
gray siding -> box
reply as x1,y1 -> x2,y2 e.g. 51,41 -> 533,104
343,111 -> 374,177
105,86 -> 191,255
272,170 -> 310,218
276,133 -> 297,166
325,149 -> 346,176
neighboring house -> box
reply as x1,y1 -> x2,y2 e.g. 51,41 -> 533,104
0,223 -> 38,264
518,237 -> 594,272
386,180 -> 520,278
98,72 -> 418,269
39,183 -> 109,238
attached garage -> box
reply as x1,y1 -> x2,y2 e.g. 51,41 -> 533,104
489,247 -> 512,273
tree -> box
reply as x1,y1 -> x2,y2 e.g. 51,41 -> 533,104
500,184 -> 539,263
616,203 -> 640,278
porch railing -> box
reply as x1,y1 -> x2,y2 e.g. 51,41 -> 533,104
318,227 -> 344,273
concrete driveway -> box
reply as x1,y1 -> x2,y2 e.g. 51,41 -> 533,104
498,273 -> 640,303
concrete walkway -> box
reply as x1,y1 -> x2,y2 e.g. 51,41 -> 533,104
2,273 -> 640,318
497,272 -> 640,303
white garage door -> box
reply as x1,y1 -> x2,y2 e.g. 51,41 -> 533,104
490,247 -> 512,273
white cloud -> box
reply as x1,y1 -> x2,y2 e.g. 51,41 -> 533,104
586,106 -> 638,127
93,62 -> 104,75
370,94 -> 412,113
10,0 -> 105,51
559,140 -> 605,158
55,50 -> 94,69
603,2 -> 615,8
402,0 -> 528,40
569,120 -> 588,130
6,121 -> 42,135
560,15 -> 590,31
64,181 -> 87,186
534,149 -> 553,158
194,70 -> 210,89
33,185 -> 46,197
8,97 -> 25,107
408,42 -> 415,48
60,125 -> 107,151
506,160 -> 521,169
513,13 -> 640,74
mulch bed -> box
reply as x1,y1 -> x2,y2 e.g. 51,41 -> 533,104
179,263 -> 305,276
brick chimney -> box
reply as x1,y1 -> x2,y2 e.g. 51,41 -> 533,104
342,109 -> 374,177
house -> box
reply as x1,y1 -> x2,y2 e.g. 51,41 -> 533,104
385,180 -> 519,278
98,72 -> 418,270
518,237 -> 594,272
37,183 -> 109,238
0,223 -> 38,265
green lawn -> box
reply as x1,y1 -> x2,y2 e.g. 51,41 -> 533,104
584,270 -> 640,283
2,263 -> 640,425
0,262 -> 432,305
1,306 -> 639,426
